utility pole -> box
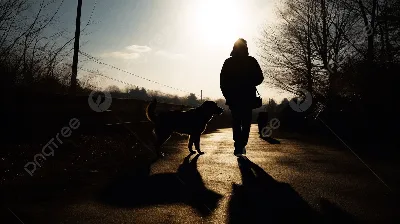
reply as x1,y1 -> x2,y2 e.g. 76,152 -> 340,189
201,90 -> 202,102
69,0 -> 83,96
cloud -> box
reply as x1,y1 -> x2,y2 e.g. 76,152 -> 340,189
102,51 -> 141,60
154,50 -> 184,60
101,46 -> 182,62
101,44 -> 151,61
126,45 -> 152,53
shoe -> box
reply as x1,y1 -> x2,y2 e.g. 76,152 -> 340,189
234,153 -> 243,157
234,148 -> 242,157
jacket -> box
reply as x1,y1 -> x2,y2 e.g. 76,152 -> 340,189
220,56 -> 264,107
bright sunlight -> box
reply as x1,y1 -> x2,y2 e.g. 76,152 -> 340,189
188,0 -> 249,46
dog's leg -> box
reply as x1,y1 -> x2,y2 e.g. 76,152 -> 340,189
188,135 -> 196,154
193,135 -> 204,154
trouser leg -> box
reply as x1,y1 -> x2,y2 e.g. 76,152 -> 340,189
241,109 -> 252,147
231,109 -> 243,149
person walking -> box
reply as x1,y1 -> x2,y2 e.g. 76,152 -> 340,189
220,38 -> 264,156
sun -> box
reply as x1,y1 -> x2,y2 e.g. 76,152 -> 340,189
190,0 -> 246,46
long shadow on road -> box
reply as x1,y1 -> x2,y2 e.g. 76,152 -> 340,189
99,153 -> 223,216
228,157 -> 357,224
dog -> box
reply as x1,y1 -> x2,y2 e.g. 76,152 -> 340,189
146,99 -> 224,157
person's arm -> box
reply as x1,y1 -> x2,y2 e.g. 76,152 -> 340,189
250,57 -> 264,86
220,59 -> 229,97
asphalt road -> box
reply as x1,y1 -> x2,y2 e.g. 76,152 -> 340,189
2,125 -> 399,223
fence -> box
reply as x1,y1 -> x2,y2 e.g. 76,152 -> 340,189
3,93 -> 231,143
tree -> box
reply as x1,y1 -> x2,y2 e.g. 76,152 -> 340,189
266,99 -> 277,113
258,0 -> 385,102
0,0 -> 79,93
186,93 -> 199,106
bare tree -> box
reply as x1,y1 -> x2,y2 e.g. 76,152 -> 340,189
258,0 -> 382,102
259,0 -> 326,98
1,0 -> 98,94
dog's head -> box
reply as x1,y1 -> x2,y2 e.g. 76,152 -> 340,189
199,101 -> 224,116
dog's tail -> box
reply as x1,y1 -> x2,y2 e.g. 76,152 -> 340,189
146,98 -> 158,123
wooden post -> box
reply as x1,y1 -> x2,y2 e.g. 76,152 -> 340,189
69,0 -> 83,96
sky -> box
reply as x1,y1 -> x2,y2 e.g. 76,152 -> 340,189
52,0 -> 290,102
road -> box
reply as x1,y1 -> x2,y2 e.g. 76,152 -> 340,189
2,125 -> 399,223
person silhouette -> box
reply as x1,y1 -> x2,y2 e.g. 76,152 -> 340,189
220,38 -> 264,156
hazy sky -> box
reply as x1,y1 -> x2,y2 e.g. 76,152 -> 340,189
54,0 -> 290,101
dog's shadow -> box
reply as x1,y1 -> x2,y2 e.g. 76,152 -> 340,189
99,154 -> 222,216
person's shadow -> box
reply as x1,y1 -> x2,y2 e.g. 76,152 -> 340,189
99,154 -> 222,216
260,136 -> 281,144
228,157 -> 356,223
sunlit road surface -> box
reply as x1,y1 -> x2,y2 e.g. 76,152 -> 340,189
4,126 -> 399,223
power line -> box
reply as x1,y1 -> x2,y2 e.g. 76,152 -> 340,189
79,50 -> 194,95
79,67 -> 134,87
78,67 -> 199,99
85,0 -> 98,28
